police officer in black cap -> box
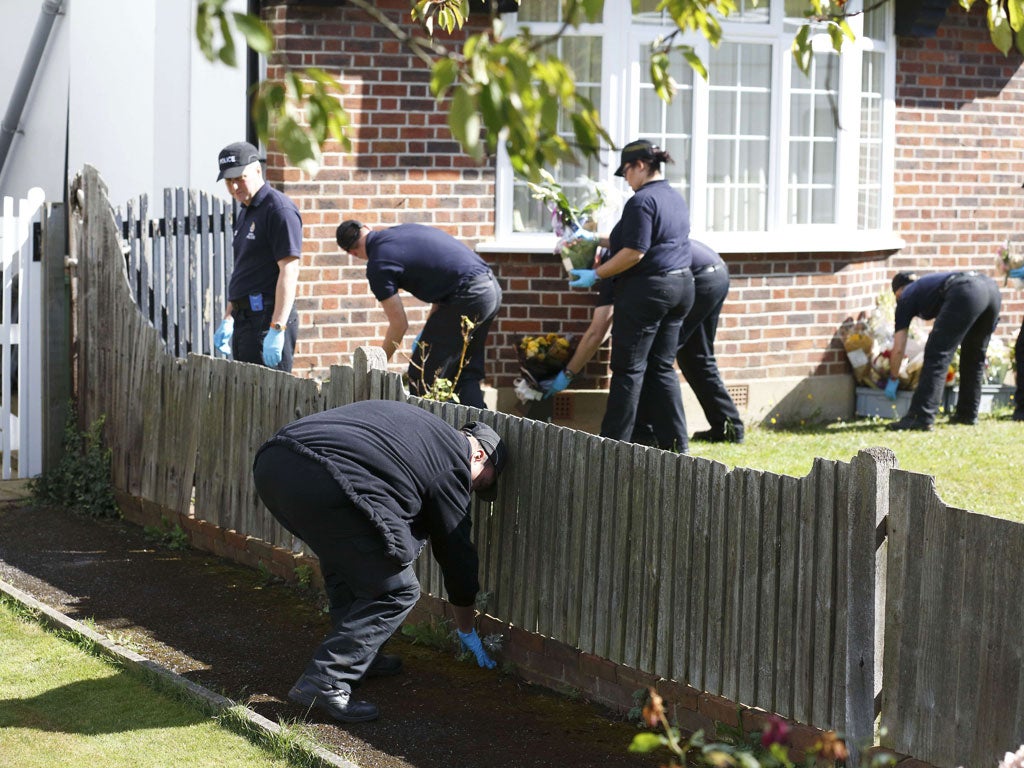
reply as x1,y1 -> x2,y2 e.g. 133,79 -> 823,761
885,270 -> 1001,430
213,141 -> 303,371
253,400 -> 506,722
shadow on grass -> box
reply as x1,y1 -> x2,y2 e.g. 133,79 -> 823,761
0,672 -> 206,734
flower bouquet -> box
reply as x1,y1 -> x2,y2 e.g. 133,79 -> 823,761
515,332 -> 573,395
527,170 -> 612,273
996,237 -> 1024,288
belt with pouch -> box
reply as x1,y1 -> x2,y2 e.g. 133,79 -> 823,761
231,295 -> 274,313
692,264 -> 719,276
940,271 -> 979,295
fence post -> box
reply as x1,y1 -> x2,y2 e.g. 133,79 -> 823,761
846,446 -> 896,763
41,202 -> 70,473
353,345 -> 387,402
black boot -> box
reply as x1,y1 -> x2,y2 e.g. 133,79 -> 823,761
288,675 -> 380,722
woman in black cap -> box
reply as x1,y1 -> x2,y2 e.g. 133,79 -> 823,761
885,269 -> 1001,430
566,139 -> 694,451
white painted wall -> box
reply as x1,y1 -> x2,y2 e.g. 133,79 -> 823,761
0,0 -> 247,209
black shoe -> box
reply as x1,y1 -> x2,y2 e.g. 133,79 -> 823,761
1013,410 -> 1024,422
691,427 -> 745,444
886,417 -> 933,432
365,653 -> 403,678
948,415 -> 978,425
288,675 -> 380,722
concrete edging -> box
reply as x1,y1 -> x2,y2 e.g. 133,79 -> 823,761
0,578 -> 358,768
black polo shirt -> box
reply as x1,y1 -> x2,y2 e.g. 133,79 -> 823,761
228,183 -> 303,301
894,272 -> 953,331
607,179 -> 691,279
364,223 -> 490,304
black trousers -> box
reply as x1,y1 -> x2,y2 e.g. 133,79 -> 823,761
601,271 -> 693,451
409,272 -> 502,408
1015,323 -> 1024,416
231,303 -> 299,373
907,274 -> 1001,424
676,266 -> 743,434
253,445 -> 420,692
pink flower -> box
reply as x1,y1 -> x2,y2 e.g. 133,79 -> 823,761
761,715 -> 791,748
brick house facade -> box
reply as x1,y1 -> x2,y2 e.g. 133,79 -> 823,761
262,0 -> 1024,426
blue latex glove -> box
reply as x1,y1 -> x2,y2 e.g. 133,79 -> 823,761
457,629 -> 496,669
884,378 -> 899,401
1009,266 -> 1024,279
411,331 -> 423,356
542,370 -> 572,400
262,328 -> 285,368
213,317 -> 233,356
569,268 -> 598,288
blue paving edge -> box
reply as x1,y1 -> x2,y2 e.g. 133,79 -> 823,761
0,577 -> 359,768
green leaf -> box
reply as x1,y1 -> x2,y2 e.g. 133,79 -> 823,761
277,115 -> 321,176
232,12 -> 273,53
448,86 -> 483,160
791,24 -> 812,75
683,48 -> 708,80
989,0 -> 1013,53
217,14 -> 236,67
1010,0 -> 1024,29
431,57 -> 460,97
628,732 -> 668,753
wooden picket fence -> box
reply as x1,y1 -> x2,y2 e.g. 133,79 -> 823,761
115,188 -> 234,359
71,164 -> 1024,768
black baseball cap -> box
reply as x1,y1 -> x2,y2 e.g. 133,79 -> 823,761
615,139 -> 657,176
217,141 -> 261,180
337,220 -> 364,251
891,271 -> 918,293
460,421 -> 508,502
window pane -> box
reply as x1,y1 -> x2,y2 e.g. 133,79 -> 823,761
636,42 -> 694,196
709,93 -> 737,134
705,42 -> 771,231
864,2 -> 886,38
740,91 -> 770,134
858,50 -> 884,229
787,53 -> 837,224
510,34 -> 603,233
518,0 -> 560,22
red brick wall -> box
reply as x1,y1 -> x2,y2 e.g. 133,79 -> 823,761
263,1 -> 1024,392
893,1 -> 1024,345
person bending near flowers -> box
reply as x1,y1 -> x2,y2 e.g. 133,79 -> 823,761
337,220 -> 501,408
564,139 -> 694,451
548,241 -> 743,446
253,400 -> 506,723
885,270 -> 1000,431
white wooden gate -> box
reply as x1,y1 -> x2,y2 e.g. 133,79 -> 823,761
0,188 -> 45,479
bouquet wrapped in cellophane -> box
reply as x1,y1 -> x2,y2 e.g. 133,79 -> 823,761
527,170 -> 617,273
996,236 -> 1024,288
514,333 -> 574,401
840,292 -> 925,389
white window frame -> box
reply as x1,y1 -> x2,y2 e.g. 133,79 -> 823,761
481,2 -> 902,256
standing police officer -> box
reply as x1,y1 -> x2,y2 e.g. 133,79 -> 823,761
885,270 -> 1001,430
337,221 -> 502,408
213,141 -> 302,372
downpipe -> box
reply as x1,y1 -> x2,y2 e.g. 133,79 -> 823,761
0,0 -> 65,181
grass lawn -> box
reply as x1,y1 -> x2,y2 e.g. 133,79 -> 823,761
0,598 -> 307,768
686,407 -> 1022,524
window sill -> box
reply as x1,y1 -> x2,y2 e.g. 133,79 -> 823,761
476,230 -> 905,256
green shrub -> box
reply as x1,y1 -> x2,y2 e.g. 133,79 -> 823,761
30,404 -> 118,519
